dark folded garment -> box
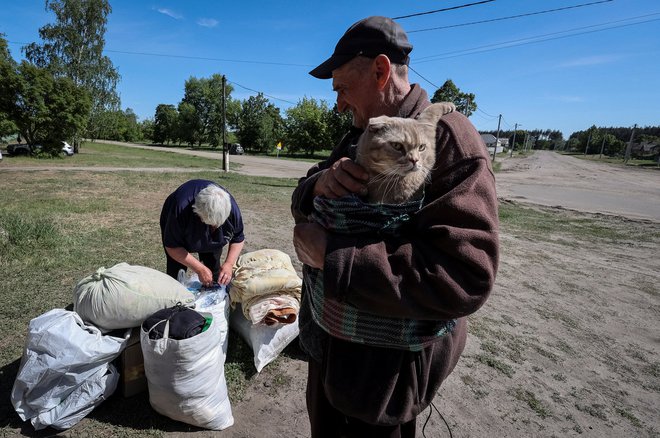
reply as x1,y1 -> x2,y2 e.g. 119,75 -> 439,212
142,304 -> 206,340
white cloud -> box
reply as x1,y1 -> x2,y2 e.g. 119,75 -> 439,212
558,54 -> 623,68
156,8 -> 183,20
197,18 -> 219,28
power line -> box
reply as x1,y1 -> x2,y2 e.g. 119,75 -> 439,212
229,80 -> 297,105
477,108 -> 498,118
104,49 -> 315,68
6,42 -> 314,68
407,65 -> 439,89
406,66 -> 502,120
393,0 -> 496,20
413,13 -> 660,63
408,0 -> 614,33
472,111 -> 497,122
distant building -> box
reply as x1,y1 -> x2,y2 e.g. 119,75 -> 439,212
480,133 -> 506,154
632,141 -> 660,158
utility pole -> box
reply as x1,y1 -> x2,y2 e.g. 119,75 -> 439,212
584,130 -> 592,155
599,136 -> 606,159
492,114 -> 502,162
624,124 -> 636,163
221,75 -> 228,172
510,123 -> 520,158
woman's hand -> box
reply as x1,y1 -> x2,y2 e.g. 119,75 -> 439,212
217,262 -> 233,286
196,265 -> 214,287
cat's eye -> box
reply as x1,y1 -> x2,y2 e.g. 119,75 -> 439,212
391,142 -> 403,151
419,144 -> 426,151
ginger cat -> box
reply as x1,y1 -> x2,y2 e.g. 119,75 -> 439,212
356,102 -> 455,204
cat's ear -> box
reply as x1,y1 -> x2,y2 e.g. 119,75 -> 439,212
418,102 -> 456,124
367,115 -> 391,134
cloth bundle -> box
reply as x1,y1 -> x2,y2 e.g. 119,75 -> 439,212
230,249 -> 302,325
73,262 -> 195,331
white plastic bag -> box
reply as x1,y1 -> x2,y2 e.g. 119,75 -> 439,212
11,309 -> 129,430
73,262 -> 195,331
229,303 -> 299,372
141,293 -> 233,430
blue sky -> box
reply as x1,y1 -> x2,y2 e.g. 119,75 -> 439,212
2,0 -> 659,138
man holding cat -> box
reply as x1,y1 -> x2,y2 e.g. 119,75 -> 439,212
291,16 -> 499,437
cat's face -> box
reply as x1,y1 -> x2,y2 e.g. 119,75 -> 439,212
353,103 -> 453,203
356,117 -> 436,178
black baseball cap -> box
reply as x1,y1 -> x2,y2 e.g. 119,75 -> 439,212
309,16 -> 413,79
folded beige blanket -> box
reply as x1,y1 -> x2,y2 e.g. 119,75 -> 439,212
230,249 -> 302,324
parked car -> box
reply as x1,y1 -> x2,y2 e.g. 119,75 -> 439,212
7,141 -> 74,156
228,143 -> 244,155
61,141 -> 74,156
7,143 -> 32,155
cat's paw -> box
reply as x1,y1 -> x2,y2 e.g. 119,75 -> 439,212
438,102 -> 456,115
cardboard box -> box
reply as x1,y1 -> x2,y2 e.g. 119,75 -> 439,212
118,327 -> 147,397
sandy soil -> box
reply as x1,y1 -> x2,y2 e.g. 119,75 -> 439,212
197,151 -> 659,438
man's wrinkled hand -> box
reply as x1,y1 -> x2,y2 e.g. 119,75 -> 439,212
293,223 -> 327,269
314,157 -> 368,199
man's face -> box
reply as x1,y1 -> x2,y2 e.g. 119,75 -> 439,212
332,59 -> 377,129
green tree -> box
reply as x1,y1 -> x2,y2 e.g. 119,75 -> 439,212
153,104 -> 179,145
0,35 -> 19,139
180,74 -> 232,147
24,0 -> 120,148
431,79 -> 477,117
116,108 -> 141,142
284,97 -> 331,156
237,93 -> 283,153
325,103 -> 353,147
177,102 -> 200,147
140,118 -> 154,143
3,61 -> 90,155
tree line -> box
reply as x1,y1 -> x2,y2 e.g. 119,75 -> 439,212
0,0 -> 482,157
4,0 -> 656,160
478,125 -> 659,160
149,77 -> 353,157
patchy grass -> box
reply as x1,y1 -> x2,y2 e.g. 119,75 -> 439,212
616,407 -> 643,428
511,388 -> 551,419
575,403 -> 608,421
499,201 -> 659,243
476,353 -> 515,378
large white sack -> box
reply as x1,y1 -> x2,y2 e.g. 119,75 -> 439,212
11,309 -> 128,430
141,293 -> 233,430
229,303 -> 299,372
73,262 -> 195,331
32,365 -> 120,430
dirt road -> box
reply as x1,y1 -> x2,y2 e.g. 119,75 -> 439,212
86,140 -> 314,179
24,141 -> 657,222
496,151 -> 660,222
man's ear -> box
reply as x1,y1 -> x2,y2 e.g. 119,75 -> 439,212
373,55 -> 391,90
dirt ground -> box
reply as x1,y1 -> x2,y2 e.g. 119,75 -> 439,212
193,151 -> 659,438
3,149 -> 658,437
